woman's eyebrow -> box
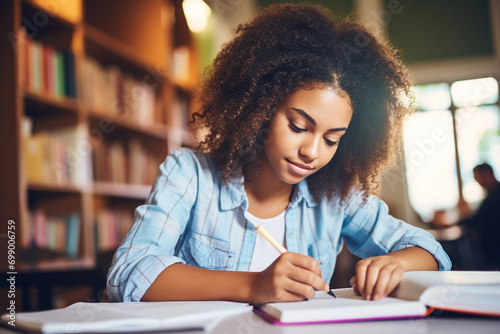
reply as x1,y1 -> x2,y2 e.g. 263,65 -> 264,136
291,107 -> 316,126
291,108 -> 348,133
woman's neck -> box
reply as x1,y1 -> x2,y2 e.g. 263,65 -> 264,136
244,158 -> 294,219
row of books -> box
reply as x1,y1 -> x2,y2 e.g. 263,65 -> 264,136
94,207 -> 134,252
22,118 -> 89,186
79,57 -> 160,126
20,30 -> 163,127
22,206 -> 135,258
23,209 -> 81,259
22,116 -> 163,187
92,138 -> 161,185
20,28 -> 77,98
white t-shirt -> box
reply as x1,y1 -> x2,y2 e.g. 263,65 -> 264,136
246,210 -> 286,272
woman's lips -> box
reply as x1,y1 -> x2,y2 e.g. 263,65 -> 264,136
286,159 -> 313,176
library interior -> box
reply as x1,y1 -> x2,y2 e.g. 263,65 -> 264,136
0,0 -> 499,329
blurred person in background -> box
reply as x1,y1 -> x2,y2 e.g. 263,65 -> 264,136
461,163 -> 500,269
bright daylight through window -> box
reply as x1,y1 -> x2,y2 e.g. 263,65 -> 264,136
403,77 -> 499,222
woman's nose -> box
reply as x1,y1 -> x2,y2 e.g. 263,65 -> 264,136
298,136 -> 320,161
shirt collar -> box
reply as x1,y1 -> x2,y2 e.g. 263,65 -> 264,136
220,175 -> 246,211
219,176 -> 318,211
291,179 -> 319,208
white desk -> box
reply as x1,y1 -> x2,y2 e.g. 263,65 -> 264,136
211,310 -> 500,334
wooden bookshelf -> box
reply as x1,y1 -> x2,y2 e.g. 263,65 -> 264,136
17,257 -> 95,272
22,3 -> 75,28
24,91 -> 79,114
87,108 -> 169,140
0,0 -> 198,310
93,182 -> 151,200
27,181 -> 82,193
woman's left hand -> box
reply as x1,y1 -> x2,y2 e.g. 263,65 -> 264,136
349,255 -> 405,301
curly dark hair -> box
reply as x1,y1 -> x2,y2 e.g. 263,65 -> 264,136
191,3 -> 413,202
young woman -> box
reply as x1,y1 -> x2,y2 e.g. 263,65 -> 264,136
107,3 -> 451,304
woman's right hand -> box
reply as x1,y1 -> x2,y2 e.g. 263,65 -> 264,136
250,252 -> 329,305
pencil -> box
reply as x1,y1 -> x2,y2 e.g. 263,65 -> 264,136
256,225 -> 288,254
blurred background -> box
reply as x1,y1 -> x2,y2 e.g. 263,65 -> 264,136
0,0 -> 499,311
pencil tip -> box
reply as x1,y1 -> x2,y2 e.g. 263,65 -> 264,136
327,290 -> 336,298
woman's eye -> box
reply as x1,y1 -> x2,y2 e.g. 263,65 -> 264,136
324,138 -> 339,147
288,122 -> 306,133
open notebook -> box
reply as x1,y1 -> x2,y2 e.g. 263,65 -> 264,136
1,300 -> 251,333
255,271 -> 500,325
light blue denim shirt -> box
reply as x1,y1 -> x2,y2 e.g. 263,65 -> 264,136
107,148 -> 451,302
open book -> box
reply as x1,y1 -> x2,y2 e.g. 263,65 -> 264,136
255,271 -> 500,325
1,300 -> 251,333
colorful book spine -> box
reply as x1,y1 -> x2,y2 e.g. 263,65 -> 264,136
42,46 -> 52,95
66,213 -> 80,259
63,50 -> 76,98
32,40 -> 42,92
22,30 -> 32,90
33,209 -> 47,248
56,51 -> 65,98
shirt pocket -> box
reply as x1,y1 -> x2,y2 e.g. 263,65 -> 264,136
185,232 -> 236,270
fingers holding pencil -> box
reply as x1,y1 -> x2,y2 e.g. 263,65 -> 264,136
251,225 -> 330,304
251,252 -> 330,304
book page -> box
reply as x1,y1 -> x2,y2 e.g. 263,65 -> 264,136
390,271 -> 500,316
393,271 -> 500,301
1,301 -> 251,333
420,284 -> 500,316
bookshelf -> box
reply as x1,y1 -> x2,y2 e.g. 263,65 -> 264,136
0,0 -> 198,309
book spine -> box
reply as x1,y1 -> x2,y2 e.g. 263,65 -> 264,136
66,213 -> 80,259
33,209 -> 47,248
32,41 -> 41,93
47,217 -> 56,252
42,45 -> 49,95
63,50 -> 76,98
56,51 -> 65,98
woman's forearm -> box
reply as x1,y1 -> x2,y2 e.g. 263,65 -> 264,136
142,252 -> 329,304
141,263 -> 257,302
385,246 -> 439,271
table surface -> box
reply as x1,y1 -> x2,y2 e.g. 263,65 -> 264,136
1,309 -> 498,334
212,311 -> 500,334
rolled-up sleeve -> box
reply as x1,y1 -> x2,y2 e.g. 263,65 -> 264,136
341,194 -> 452,271
106,149 -> 199,302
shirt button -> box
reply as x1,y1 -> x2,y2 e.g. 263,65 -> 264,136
290,232 -> 295,237
319,261 -> 324,265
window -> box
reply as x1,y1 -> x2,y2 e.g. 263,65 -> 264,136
403,77 -> 499,221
